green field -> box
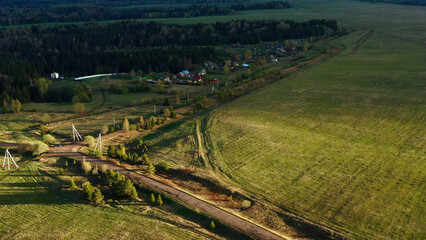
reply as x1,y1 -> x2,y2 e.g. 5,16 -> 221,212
0,158 -> 249,240
143,0 -> 426,239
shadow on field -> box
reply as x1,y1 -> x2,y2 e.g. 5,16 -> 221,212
0,191 -> 69,205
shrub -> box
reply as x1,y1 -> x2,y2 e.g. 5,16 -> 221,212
84,135 -> 95,148
32,141 -> 49,156
42,134 -> 56,145
101,125 -> 109,135
93,150 -> 102,157
241,200 -> 252,209
100,164 -> 108,173
40,113 -> 51,123
73,103 -> 85,113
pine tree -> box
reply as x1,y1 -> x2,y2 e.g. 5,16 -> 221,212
150,193 -> 156,204
130,187 -> 138,199
210,221 -> 216,229
82,181 -> 94,202
123,118 -> 130,131
156,194 -> 163,205
73,158 -> 77,165
65,160 -> 68,167
70,177 -> 77,189
147,164 -> 156,174
92,188 -> 104,205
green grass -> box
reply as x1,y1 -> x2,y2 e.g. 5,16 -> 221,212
143,1 -> 426,239
0,161 -> 229,240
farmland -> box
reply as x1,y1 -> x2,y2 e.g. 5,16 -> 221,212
0,158 -> 248,240
142,0 -> 426,239
1,0 -> 425,239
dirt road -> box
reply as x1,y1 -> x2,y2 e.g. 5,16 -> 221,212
46,144 -> 288,240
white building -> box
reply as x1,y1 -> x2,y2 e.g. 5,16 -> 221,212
51,72 -> 59,79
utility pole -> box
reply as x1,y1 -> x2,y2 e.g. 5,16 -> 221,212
2,149 -> 18,170
94,133 -> 102,153
72,124 -> 83,142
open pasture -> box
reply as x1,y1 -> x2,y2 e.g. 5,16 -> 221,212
143,0 -> 426,239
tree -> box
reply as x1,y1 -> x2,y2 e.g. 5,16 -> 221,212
101,125 -> 109,134
73,103 -> 85,113
32,142 -> 49,156
139,115 -> 144,127
70,177 -> 77,189
130,187 -> 138,199
42,134 -> 56,145
303,41 -> 310,52
10,99 -> 22,113
92,188 -> 104,204
84,135 -> 95,148
150,193 -> 156,204
122,118 -> 129,132
107,145 -> 116,157
224,60 -> 231,74
142,154 -> 150,164
154,80 -> 165,93
164,109 -> 170,118
156,194 -> 163,205
82,161 -> 92,175
210,221 -> 216,229
40,113 -> 51,123
147,164 -> 156,174
33,77 -> 51,100
65,160 -> 68,167
82,181 -> 94,202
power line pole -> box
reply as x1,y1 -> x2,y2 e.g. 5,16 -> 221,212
2,149 -> 18,170
72,124 -> 83,142
94,133 -> 102,153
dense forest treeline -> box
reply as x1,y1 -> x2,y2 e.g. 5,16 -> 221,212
0,19 -> 342,105
0,0 -> 250,7
360,0 -> 426,5
0,1 -> 290,26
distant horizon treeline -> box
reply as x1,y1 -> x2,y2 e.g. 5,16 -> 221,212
0,19 -> 341,106
0,1 -> 291,26
359,0 -> 425,6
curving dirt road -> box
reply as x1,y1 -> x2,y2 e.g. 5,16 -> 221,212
46,144 -> 288,240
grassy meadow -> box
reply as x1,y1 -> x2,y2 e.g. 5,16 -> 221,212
0,159 -> 248,240
143,0 -> 426,239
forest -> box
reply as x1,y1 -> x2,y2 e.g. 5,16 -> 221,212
0,19 -> 341,107
0,1 -> 290,25
360,0 -> 426,5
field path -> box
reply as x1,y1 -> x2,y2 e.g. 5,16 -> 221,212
45,144 -> 290,240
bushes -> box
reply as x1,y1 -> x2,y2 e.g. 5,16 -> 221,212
32,141 -> 49,156
84,135 -> 95,148
42,134 -> 56,145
